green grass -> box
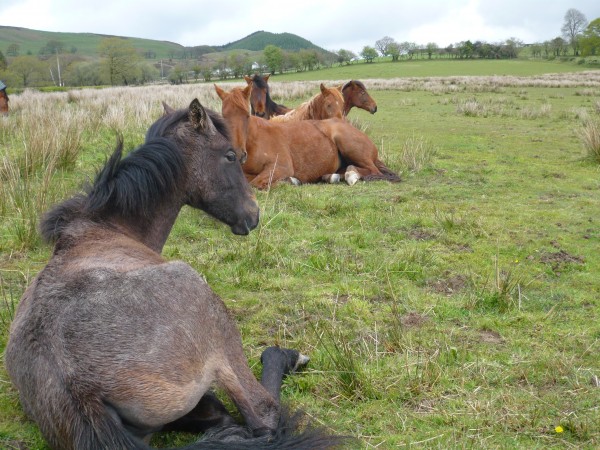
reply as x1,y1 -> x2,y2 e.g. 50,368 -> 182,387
1,62 -> 599,448
274,58 -> 596,81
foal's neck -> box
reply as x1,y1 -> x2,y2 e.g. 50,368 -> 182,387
112,200 -> 183,254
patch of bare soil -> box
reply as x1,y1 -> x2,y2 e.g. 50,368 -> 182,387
400,312 -> 430,329
407,227 -> 437,241
427,272 -> 468,296
539,248 -> 585,274
478,329 -> 505,345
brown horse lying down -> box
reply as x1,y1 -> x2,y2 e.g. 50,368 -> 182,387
215,84 -> 400,189
270,83 -> 344,122
5,99 -> 345,449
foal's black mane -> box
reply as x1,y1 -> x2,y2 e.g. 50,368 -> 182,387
342,80 -> 366,92
40,106 -> 229,244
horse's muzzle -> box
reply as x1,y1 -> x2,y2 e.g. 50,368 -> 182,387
231,206 -> 259,235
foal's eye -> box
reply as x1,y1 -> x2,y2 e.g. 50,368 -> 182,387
225,151 -> 237,162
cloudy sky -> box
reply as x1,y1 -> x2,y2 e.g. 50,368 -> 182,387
1,0 -> 598,53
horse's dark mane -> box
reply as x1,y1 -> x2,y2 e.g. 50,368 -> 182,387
40,137 -> 184,244
342,80 -> 365,92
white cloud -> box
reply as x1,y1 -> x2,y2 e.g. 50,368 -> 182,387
1,0 -> 599,52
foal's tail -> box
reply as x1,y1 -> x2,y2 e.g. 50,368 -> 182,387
182,407 -> 350,449
362,159 -> 401,183
42,389 -> 346,449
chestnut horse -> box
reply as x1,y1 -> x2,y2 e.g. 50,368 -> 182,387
244,74 -> 290,119
342,80 -> 377,116
5,98 -> 343,449
270,83 -> 344,123
216,84 -> 400,188
0,83 -> 8,115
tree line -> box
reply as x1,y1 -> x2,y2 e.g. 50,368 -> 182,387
0,8 -> 598,89
350,9 -> 598,64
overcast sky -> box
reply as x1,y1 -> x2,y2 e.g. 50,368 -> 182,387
1,0 -> 599,53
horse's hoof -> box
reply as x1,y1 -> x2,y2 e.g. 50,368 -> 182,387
322,173 -> 341,183
345,166 -> 360,186
294,353 -> 310,371
288,177 -> 301,186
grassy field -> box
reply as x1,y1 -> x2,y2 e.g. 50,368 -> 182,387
1,61 -> 599,448
274,58 -> 597,81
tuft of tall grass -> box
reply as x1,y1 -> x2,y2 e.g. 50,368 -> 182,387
580,118 -> 600,163
315,323 -> 377,401
398,135 -> 437,173
0,153 -> 60,250
465,253 -> 526,312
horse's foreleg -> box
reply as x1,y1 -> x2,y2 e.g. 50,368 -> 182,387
260,347 -> 309,402
250,165 -> 294,190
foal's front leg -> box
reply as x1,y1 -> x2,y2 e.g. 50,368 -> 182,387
260,347 -> 309,402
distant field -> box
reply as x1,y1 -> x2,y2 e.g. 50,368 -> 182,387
1,65 -> 599,448
273,58 -> 597,81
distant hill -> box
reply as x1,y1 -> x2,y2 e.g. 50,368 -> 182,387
0,26 -> 185,60
218,31 -> 327,52
0,26 -> 329,60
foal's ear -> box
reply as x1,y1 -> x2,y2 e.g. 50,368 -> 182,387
264,74 -> 270,82
242,84 -> 252,99
162,101 -> 176,115
214,84 -> 226,100
244,75 -> 252,85
320,83 -> 327,93
189,98 -> 214,134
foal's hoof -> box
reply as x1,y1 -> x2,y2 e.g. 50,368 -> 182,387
287,177 -> 301,186
322,173 -> 341,183
344,165 -> 360,186
261,347 -> 310,375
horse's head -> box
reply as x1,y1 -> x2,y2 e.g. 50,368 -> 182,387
342,80 -> 377,115
215,84 -> 252,162
245,74 -> 269,119
315,83 -> 344,120
154,99 -> 258,235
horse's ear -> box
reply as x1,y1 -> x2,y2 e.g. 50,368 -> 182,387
320,83 -> 327,93
162,101 -> 176,115
336,84 -> 344,92
244,75 -> 252,85
242,84 -> 252,99
189,98 -> 214,134
264,74 -> 270,82
214,84 -> 226,100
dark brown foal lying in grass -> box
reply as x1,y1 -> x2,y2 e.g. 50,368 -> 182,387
5,99 -> 346,449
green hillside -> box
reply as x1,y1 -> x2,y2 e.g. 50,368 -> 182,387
0,26 -> 186,60
0,26 -> 328,61
219,30 -> 326,52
